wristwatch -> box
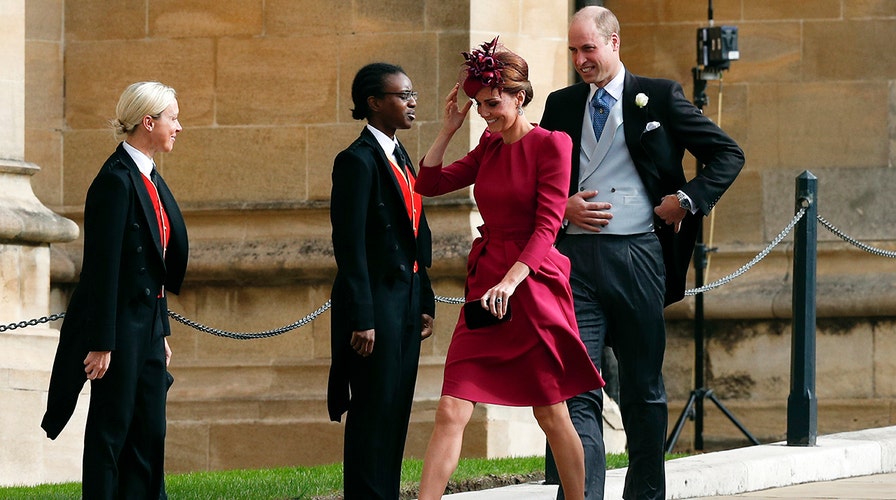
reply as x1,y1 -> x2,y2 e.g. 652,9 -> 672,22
676,191 -> 692,211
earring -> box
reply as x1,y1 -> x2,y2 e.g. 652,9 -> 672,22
517,106 -> 524,116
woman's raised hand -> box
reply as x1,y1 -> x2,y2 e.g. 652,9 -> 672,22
421,84 -> 473,168
443,83 -> 473,132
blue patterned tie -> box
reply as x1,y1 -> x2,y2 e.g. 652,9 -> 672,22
590,88 -> 615,139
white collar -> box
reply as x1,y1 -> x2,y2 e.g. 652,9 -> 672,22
366,124 -> 400,158
122,141 -> 155,179
588,64 -> 626,103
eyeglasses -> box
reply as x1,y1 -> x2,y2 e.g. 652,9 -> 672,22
382,91 -> 418,102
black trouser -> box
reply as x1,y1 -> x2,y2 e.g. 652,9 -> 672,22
550,233 -> 668,500
343,276 -> 423,499
83,300 -> 168,500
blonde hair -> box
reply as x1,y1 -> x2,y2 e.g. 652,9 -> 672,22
111,82 -> 177,138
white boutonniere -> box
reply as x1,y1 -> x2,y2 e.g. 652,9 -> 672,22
635,93 -> 649,108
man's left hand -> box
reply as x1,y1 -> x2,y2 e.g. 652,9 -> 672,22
654,195 -> 687,233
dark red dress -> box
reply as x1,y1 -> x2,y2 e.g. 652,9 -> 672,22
416,126 -> 604,406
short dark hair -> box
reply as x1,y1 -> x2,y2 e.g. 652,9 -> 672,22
351,62 -> 406,121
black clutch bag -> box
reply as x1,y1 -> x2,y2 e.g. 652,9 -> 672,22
463,300 -> 512,330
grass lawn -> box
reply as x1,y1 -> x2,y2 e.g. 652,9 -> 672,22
0,453 -> 680,499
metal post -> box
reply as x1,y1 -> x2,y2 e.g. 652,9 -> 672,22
693,240 -> 707,450
787,171 -> 818,446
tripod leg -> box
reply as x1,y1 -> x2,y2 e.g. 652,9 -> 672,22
665,391 -> 698,454
707,391 -> 761,445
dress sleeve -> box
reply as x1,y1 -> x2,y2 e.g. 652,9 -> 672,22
517,130 -> 572,273
415,129 -> 491,197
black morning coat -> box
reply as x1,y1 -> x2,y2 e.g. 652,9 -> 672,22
541,71 -> 744,306
327,127 -> 435,422
41,143 -> 188,439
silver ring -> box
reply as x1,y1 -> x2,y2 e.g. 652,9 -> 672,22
495,298 -> 502,304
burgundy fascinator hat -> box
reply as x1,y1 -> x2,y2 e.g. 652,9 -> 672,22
462,36 -> 505,98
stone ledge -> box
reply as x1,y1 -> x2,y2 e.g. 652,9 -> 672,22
655,426 -> 896,499
0,160 -> 77,243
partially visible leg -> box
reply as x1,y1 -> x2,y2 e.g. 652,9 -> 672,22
83,377 -> 132,500
344,340 -> 413,499
550,235 -> 608,500
563,390 -> 605,500
601,347 -> 620,403
418,396 -> 475,500
82,334 -> 141,500
535,403 -> 585,500
607,235 -> 667,500
343,393 -> 391,500
117,333 -> 168,500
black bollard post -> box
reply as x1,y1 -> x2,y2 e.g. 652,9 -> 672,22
787,171 -> 818,446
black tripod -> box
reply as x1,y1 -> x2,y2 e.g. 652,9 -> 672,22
664,68 -> 760,454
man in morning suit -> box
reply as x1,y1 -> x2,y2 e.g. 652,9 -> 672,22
327,62 -> 436,499
540,7 -> 744,500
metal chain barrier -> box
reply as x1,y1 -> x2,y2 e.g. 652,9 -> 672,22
6,208 -> 896,337
685,207 -> 807,296
166,295 -> 465,340
0,296 -> 463,339
167,301 -> 331,340
0,312 -> 66,333
817,214 -> 896,258
435,295 -> 465,305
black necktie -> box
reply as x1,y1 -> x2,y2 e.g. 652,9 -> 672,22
394,146 -> 408,168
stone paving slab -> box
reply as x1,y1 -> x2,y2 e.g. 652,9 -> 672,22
694,472 -> 896,499
439,426 -> 896,499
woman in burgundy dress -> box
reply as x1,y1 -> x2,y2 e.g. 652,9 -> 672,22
415,38 -> 604,500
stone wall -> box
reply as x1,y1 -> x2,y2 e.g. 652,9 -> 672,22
15,0 -> 896,478
2,0 -> 78,487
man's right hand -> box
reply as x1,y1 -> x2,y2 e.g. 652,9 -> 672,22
566,190 -> 613,232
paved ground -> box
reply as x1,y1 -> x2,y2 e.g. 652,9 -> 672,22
694,472 -> 896,499
440,426 -> 896,499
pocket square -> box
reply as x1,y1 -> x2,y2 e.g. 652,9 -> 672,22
644,121 -> 661,132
